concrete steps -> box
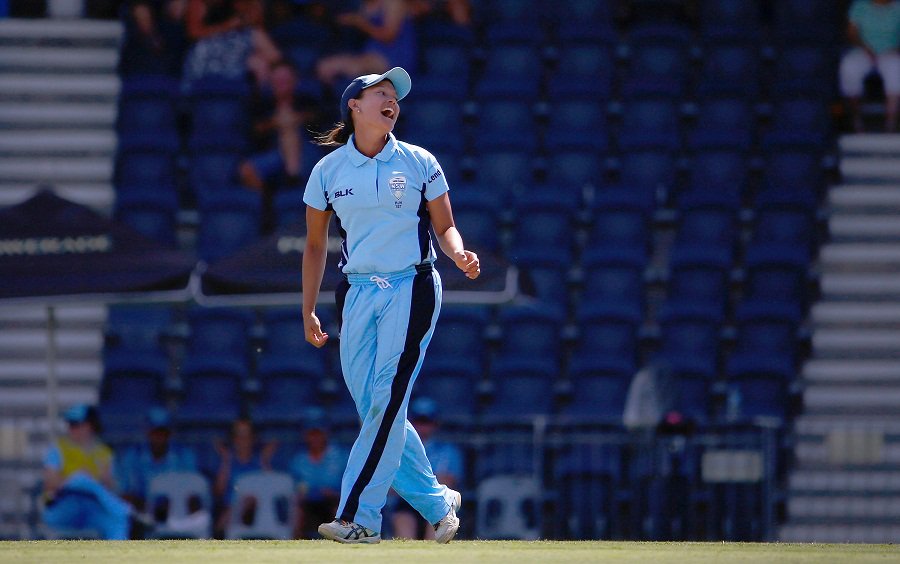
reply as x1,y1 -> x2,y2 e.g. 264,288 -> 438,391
0,103 -> 116,128
782,134 -> 900,543
0,131 -> 116,156
0,47 -> 118,72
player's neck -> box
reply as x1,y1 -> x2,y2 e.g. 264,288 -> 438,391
353,129 -> 389,158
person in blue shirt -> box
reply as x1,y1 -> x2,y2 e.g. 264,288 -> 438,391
212,417 -> 277,538
390,397 -> 463,540
302,66 -> 479,544
118,407 -> 198,514
288,413 -> 348,539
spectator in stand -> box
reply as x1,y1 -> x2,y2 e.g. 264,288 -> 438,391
239,61 -> 313,193
117,407 -> 198,512
839,0 -> 900,132
119,0 -> 188,77
181,0 -> 282,93
212,417 -> 277,537
390,397 -> 463,540
406,0 -> 471,27
42,405 -> 137,540
288,412 -> 347,539
315,0 -> 417,89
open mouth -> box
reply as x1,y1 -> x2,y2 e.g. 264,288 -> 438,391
381,107 -> 395,119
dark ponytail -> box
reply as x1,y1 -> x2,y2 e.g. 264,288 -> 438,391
314,119 -> 354,147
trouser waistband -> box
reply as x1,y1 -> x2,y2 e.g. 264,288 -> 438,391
345,263 -> 433,285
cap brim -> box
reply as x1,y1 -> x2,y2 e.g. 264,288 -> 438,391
363,67 -> 411,101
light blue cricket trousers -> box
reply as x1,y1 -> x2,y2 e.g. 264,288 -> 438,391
334,265 -> 455,533
43,472 -> 131,539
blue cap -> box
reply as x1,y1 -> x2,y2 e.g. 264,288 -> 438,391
146,407 -> 171,429
63,404 -> 90,423
410,397 -> 438,421
302,406 -> 328,430
339,67 -> 411,122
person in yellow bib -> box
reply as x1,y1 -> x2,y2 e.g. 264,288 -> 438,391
42,404 -> 133,539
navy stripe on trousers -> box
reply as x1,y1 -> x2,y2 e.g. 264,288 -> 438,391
340,270 -> 436,523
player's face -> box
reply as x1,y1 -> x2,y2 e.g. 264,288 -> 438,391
353,80 -> 400,135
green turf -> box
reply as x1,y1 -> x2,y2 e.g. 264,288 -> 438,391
2,540 -> 898,564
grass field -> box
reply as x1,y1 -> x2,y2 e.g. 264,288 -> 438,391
2,540 -> 898,564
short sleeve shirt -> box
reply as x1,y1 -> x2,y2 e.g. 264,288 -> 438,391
303,133 -> 450,274
424,439 -> 463,481
288,445 -> 348,502
849,0 -> 900,53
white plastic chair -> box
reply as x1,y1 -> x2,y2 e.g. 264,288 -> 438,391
147,471 -> 212,539
225,471 -> 295,540
475,475 -> 541,540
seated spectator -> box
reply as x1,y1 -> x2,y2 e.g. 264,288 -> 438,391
315,0 -> 417,88
407,0 -> 471,27
42,405 -> 136,540
117,407 -> 198,512
390,397 -> 463,540
181,0 -> 282,93
239,60 -> 316,227
839,0 -> 900,132
212,417 -> 277,538
119,0 -> 188,77
288,412 -> 347,539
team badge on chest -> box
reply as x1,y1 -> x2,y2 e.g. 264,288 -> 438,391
389,176 -> 407,208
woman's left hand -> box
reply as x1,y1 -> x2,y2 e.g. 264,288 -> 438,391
453,250 -> 480,279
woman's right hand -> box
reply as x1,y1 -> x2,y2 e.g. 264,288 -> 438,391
304,312 -> 329,348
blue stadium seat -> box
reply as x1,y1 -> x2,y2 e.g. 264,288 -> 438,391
761,145 -> 824,197
771,44 -> 836,98
544,96 -> 610,152
696,42 -> 761,98
687,96 -> 756,149
114,191 -> 179,248
765,98 -> 831,149
485,359 -> 557,420
579,253 -> 646,320
544,149 -> 607,192
115,139 -> 178,193
99,353 -> 168,440
424,305 -> 490,366
468,146 -> 537,192
617,148 -> 676,204
773,0 -> 840,44
618,98 -> 682,152
562,359 -> 633,423
555,443 -> 622,539
622,42 -> 690,98
400,98 -> 464,150
571,308 -> 642,374
656,307 -> 723,380
475,99 -> 537,150
119,75 -> 179,99
474,45 -> 543,99
698,0 -> 761,41
509,200 -> 577,262
261,308 -> 328,371
741,247 -> 811,314
518,255 -> 571,307
726,304 -> 800,384
681,148 -> 749,209
104,305 -> 174,354
189,151 -> 242,203
750,206 -> 816,257
175,356 -> 245,424
252,360 -> 321,425
584,200 -> 652,260
546,45 -> 615,99
196,191 -> 261,262
495,306 -> 565,364
186,307 -> 254,366
664,254 -> 731,319
552,0 -> 617,42
117,96 -> 179,142
417,363 -> 481,419
450,195 -> 503,252
669,203 -> 738,266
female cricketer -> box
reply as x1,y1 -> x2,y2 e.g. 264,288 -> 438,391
301,66 -> 480,544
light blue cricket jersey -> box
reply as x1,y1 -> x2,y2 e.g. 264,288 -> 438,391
303,133 -> 450,275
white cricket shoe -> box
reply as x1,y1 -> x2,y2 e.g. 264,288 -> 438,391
318,519 -> 381,544
434,489 -> 462,544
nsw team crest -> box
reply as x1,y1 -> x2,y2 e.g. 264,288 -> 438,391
389,176 -> 406,208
